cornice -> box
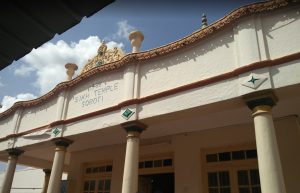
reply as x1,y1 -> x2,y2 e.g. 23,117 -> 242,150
0,0 -> 297,119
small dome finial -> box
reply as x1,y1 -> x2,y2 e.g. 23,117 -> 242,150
202,13 -> 208,29
65,63 -> 78,81
129,31 -> 144,53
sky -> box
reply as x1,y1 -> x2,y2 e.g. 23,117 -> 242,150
0,0 -> 260,169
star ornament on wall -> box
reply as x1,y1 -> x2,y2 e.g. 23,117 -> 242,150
242,74 -> 267,89
248,76 -> 259,84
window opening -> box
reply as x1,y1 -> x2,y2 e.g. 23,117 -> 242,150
208,171 -> 231,193
206,149 -> 257,163
139,158 -> 173,169
237,169 -> 261,193
203,147 -> 260,193
83,163 -> 112,193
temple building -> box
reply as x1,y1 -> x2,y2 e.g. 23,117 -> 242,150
0,1 -> 300,193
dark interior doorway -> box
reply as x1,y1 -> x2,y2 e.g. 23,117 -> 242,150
138,173 -> 174,193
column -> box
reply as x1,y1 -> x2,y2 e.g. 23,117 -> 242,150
121,121 -> 147,193
42,169 -> 51,193
123,30 -> 144,101
47,138 -> 73,193
245,91 -> 286,193
0,148 -> 24,193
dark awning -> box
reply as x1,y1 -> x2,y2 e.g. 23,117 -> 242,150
0,0 -> 114,70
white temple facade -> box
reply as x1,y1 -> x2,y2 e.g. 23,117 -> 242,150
0,1 -> 300,193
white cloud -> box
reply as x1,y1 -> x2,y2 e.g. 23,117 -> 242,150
113,20 -> 136,40
14,36 -> 123,95
14,64 -> 35,77
107,41 -> 124,49
0,93 -> 37,113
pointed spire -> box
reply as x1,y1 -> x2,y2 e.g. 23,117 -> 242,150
202,13 -> 208,29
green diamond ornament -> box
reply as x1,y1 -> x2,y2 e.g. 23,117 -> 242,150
122,108 -> 134,120
242,73 -> 267,89
52,128 -> 60,137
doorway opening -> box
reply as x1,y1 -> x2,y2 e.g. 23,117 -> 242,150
138,173 -> 174,193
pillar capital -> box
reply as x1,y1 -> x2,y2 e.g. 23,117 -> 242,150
6,148 -> 24,157
243,90 -> 277,110
121,120 -> 147,133
52,137 -> 73,148
43,169 -> 51,175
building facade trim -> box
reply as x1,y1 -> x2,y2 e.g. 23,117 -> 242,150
0,51 -> 300,142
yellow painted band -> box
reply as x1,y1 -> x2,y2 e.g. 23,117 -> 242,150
127,131 -> 141,139
252,105 -> 272,116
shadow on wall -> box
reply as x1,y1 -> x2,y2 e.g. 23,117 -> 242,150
262,8 -> 299,39
236,7 -> 299,60
142,28 -> 234,79
262,7 -> 299,59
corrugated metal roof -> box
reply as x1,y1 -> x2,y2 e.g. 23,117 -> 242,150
0,0 -> 114,70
